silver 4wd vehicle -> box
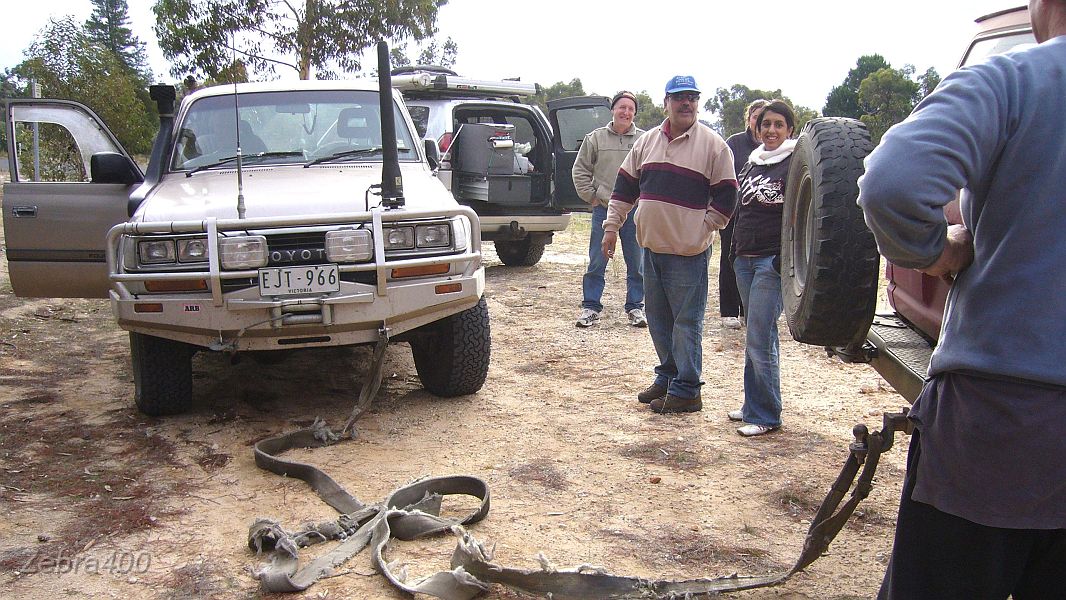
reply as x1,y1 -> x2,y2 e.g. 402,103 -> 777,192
393,66 -> 611,266
2,60 -> 490,416
779,6 -> 1036,401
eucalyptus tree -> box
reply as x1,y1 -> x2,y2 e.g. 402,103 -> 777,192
153,0 -> 449,80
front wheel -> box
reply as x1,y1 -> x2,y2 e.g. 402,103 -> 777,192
494,238 -> 546,266
410,297 -> 491,396
130,332 -> 196,416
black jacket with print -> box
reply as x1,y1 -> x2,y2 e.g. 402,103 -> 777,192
731,155 -> 792,258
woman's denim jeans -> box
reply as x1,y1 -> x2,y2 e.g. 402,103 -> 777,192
643,247 -> 709,400
733,255 -> 783,427
582,205 -> 644,312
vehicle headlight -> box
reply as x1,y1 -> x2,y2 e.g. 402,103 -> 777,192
384,226 -> 415,250
219,235 -> 268,269
178,237 -> 209,263
138,239 -> 176,264
326,229 -> 373,262
452,218 -> 468,251
415,224 -> 451,248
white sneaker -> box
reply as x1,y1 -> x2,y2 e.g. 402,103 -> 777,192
627,308 -> 648,328
721,316 -> 743,330
727,409 -> 744,422
737,423 -> 778,437
575,308 -> 601,328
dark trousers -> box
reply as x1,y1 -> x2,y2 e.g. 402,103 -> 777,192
718,218 -> 742,318
878,431 -> 1066,599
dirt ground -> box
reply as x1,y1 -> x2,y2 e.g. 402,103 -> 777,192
0,182 -> 912,599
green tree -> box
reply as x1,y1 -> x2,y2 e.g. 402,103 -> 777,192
823,54 -> 890,118
390,36 -> 458,68
705,84 -> 780,136
85,0 -> 151,81
153,0 -> 449,81
792,105 -> 819,136
705,84 -> 818,138
417,37 -> 458,67
632,91 -> 662,130
13,16 -> 156,155
530,78 -> 586,113
1,69 -> 19,149
917,66 -> 942,100
857,67 -> 920,144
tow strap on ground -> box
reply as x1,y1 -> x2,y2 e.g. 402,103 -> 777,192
248,340 -> 913,597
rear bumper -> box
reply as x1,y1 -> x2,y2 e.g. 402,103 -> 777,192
865,312 -> 934,403
478,214 -> 572,241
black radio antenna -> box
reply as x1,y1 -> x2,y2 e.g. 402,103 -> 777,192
231,31 -> 246,219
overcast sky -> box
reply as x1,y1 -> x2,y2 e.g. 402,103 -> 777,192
1,1 -> 1024,112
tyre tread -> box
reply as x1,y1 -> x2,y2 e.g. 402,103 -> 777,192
130,332 -> 195,416
782,117 -> 880,347
495,238 -> 546,266
411,297 -> 491,396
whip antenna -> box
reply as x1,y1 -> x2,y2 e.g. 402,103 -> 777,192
232,31 -> 246,219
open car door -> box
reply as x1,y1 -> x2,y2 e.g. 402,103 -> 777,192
3,99 -> 142,298
546,96 -> 612,212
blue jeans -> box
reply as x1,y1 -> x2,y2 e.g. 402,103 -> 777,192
582,205 -> 644,312
644,248 -> 709,400
733,255 -> 783,428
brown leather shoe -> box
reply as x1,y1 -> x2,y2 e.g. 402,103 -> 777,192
650,393 -> 702,414
636,383 -> 667,404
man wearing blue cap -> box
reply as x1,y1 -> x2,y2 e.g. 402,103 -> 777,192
602,75 -> 738,414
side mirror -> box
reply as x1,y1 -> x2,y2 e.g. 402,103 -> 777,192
423,138 -> 441,170
90,152 -> 143,185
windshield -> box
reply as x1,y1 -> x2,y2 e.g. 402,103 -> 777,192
961,31 -> 1037,67
171,89 -> 418,171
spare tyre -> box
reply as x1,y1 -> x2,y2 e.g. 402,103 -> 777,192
781,117 -> 879,347
494,237 -> 546,267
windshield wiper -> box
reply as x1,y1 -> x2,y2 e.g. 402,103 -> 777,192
185,151 -> 305,177
305,147 -> 383,168
186,155 -> 239,177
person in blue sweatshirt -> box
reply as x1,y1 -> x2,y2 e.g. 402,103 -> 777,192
858,2 -> 1066,597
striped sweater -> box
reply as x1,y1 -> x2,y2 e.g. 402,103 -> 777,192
604,119 -> 737,256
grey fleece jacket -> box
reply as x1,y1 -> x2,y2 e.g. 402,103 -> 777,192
572,121 -> 645,207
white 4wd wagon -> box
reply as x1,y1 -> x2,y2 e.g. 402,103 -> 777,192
3,70 -> 490,416
394,67 -> 611,266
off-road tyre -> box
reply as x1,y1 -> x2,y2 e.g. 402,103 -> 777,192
781,117 -> 880,347
130,332 -> 196,416
494,238 -> 546,266
410,297 -> 491,396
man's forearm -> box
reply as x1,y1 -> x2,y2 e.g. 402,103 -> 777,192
919,224 -> 974,277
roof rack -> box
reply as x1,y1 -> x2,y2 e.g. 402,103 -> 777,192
392,72 -> 539,98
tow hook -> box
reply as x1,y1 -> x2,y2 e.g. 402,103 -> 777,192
826,340 -> 876,364
790,409 -> 913,574
507,221 -> 526,239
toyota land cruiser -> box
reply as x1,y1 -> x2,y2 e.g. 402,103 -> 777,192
2,51 -> 491,416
